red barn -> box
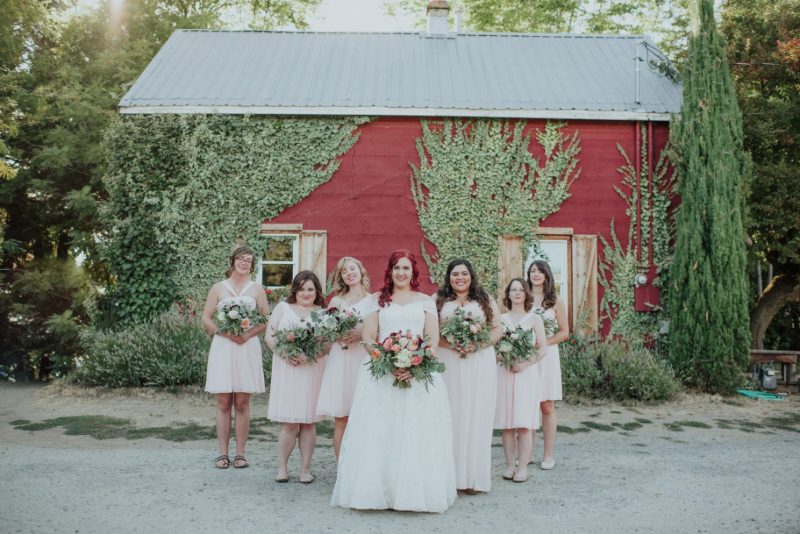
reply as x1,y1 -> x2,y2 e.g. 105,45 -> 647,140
119,10 -> 680,333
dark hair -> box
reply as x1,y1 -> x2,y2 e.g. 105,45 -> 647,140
286,270 -> 325,307
226,245 -> 256,277
436,259 -> 494,324
527,260 -> 557,310
378,249 -> 420,307
503,277 -> 533,312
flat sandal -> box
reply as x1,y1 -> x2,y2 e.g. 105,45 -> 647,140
214,454 -> 230,469
233,455 -> 249,469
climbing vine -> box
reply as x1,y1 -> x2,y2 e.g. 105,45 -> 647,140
102,114 -> 368,323
410,120 -> 580,291
599,124 -> 674,347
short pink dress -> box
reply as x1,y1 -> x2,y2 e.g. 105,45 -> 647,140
267,302 -> 327,423
317,294 -> 379,418
438,299 -> 497,493
204,281 -> 266,394
494,312 -> 541,430
536,306 -> 563,401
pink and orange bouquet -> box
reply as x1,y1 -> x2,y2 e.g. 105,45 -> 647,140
214,298 -> 266,336
365,330 -> 445,389
440,306 -> 490,357
274,320 -> 327,364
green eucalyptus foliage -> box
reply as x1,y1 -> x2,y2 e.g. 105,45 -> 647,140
102,114 -> 367,324
599,126 -> 674,348
667,0 -> 751,392
410,120 -> 580,291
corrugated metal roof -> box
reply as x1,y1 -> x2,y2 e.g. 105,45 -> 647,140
119,30 -> 681,121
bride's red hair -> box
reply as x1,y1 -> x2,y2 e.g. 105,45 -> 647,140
379,249 -> 420,307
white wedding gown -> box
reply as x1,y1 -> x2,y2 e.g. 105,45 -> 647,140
330,299 -> 457,513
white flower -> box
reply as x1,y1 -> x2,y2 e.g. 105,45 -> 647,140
217,311 -> 225,321
395,348 -> 413,368
228,309 -> 240,319
498,341 -> 513,354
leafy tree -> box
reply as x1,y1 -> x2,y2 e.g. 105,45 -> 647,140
385,0 -> 690,58
0,0 -> 320,380
667,0 -> 750,392
721,0 -> 800,349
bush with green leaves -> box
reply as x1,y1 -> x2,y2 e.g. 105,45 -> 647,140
601,343 -> 680,402
76,309 -> 214,388
559,334 -> 680,402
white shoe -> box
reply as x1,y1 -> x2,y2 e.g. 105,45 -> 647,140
540,458 -> 555,470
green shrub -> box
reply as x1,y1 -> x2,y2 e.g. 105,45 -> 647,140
75,309 -> 211,387
602,346 -> 681,402
560,334 -> 603,399
559,334 -> 681,402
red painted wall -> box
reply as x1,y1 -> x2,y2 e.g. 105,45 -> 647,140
270,117 -> 671,310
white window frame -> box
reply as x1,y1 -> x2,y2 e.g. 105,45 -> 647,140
258,233 -> 299,289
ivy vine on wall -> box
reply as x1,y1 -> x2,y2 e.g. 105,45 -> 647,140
102,114 -> 368,323
599,124 -> 674,347
410,119 -> 580,291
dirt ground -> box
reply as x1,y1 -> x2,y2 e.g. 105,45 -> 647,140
1,382 -> 798,534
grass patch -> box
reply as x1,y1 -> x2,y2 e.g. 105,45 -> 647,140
673,420 -> 712,429
631,443 -> 647,447
663,422 -> 684,432
620,422 -> 644,431
557,424 -> 591,434
722,399 -> 744,407
660,436 -> 688,444
763,413 -> 800,433
11,415 -> 217,441
589,412 -> 601,418
10,419 -> 31,425
316,420 -> 335,439
611,410 -> 622,414
581,421 -> 615,432
635,418 -> 653,424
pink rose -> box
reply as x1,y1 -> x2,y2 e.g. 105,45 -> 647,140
469,324 -> 479,334
407,338 -> 419,350
383,338 -> 394,350
391,344 -> 402,352
241,318 -> 251,330
287,332 -> 295,342
410,356 -> 423,366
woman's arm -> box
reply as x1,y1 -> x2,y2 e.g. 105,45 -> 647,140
548,298 -> 570,345
423,307 -> 440,352
201,284 -> 220,336
264,303 -> 284,350
487,298 -> 504,345
361,310 -> 379,345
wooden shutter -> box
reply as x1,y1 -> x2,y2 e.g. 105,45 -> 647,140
571,234 -> 598,334
299,231 -> 327,283
497,235 -> 524,307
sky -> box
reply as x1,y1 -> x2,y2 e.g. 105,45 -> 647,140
306,0 -> 418,32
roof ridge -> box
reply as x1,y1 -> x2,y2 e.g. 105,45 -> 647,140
171,29 -> 648,40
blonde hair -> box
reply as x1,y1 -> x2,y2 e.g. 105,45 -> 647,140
330,256 -> 370,295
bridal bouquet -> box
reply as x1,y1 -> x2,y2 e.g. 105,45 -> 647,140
273,312 -> 331,363
440,306 -> 490,357
534,308 -> 559,337
365,330 -> 445,389
215,298 -> 267,336
495,326 -> 538,368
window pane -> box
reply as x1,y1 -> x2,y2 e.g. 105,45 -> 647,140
262,264 -> 293,287
263,235 -> 295,262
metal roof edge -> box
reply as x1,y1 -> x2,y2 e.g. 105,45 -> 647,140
170,28 -> 650,40
118,105 -> 674,121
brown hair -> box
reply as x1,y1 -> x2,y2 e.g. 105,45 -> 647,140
286,270 -> 325,307
226,245 -> 256,277
503,277 -> 533,312
527,260 -> 557,310
330,256 -> 370,295
435,259 -> 494,324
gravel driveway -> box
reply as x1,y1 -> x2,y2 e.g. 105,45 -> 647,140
2,383 -> 798,534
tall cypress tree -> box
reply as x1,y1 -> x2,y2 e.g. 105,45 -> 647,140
668,0 -> 751,392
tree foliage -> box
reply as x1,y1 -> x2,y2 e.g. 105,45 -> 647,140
0,0 -> 320,380
667,0 -> 751,392
721,0 -> 800,349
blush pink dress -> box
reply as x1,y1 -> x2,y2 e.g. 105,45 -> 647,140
535,306 -> 563,401
494,312 -> 541,430
204,280 -> 266,394
437,299 -> 497,493
317,294 -> 378,418
267,302 -> 327,423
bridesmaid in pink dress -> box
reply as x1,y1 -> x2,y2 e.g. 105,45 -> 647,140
495,278 -> 548,483
266,271 -> 328,484
201,245 -> 269,469
527,260 -> 570,471
436,259 -> 503,495
316,256 -> 376,459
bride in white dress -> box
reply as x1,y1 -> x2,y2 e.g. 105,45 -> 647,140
331,250 -> 457,513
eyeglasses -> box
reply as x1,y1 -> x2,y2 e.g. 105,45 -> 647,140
235,257 -> 254,265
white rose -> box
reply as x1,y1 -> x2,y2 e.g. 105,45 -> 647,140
394,349 -> 413,368
216,311 -> 225,321
228,309 -> 240,319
